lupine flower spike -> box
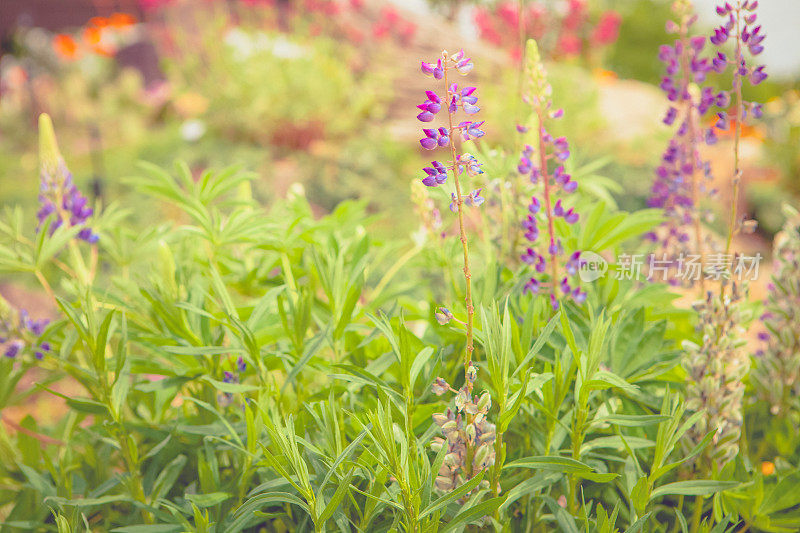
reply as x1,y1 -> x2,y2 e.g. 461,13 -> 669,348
647,0 -> 721,289
516,39 -> 585,310
710,0 -> 766,259
37,114 -> 99,244
420,49 -> 494,494
683,0 -> 766,472
417,48 -> 485,380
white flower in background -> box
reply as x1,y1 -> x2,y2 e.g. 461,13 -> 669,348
270,36 -> 305,59
224,28 -> 255,60
180,119 -> 206,142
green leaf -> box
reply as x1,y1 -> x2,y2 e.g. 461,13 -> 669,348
409,347 -> 434,390
650,480 -> 739,500
513,311 -> 560,376
317,468 -> 355,525
438,496 -> 505,533
226,492 -> 310,533
586,370 -> 639,394
111,526 -> 183,533
504,456 -> 617,482
760,471 -> 800,515
595,414 -> 670,427
150,454 -> 188,502
185,492 -> 231,508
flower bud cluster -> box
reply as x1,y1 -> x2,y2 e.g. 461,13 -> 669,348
430,366 -> 496,493
753,207 -> 800,416
684,282 -> 749,468
37,115 -> 98,244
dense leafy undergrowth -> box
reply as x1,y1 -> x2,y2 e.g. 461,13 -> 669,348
0,113 -> 797,532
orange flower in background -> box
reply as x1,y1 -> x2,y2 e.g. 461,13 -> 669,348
53,34 -> 80,60
88,16 -> 109,28
761,461 -> 775,476
82,26 -> 116,57
109,13 -> 137,30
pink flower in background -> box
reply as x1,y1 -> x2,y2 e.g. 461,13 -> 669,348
558,33 -> 581,56
138,0 -> 173,11
592,11 -> 622,45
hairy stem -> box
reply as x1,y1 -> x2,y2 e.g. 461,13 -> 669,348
443,59 -> 475,385
724,3 -> 743,259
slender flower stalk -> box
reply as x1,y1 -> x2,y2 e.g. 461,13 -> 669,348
709,0 -> 766,260
420,49 -> 495,493
683,0 -> 766,479
419,49 -> 485,383
516,39 -> 584,310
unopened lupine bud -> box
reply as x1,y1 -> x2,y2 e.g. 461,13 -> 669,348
431,377 -> 450,396
477,391 -> 491,411
473,443 -> 490,468
432,413 -> 449,426
465,423 -> 477,445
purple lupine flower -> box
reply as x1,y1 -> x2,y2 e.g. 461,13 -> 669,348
416,50 -> 485,203
515,40 -> 584,307
523,277 -> 540,295
1,301 -> 51,361
422,161 -> 448,187
37,115 -> 98,244
647,1 -> 721,286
